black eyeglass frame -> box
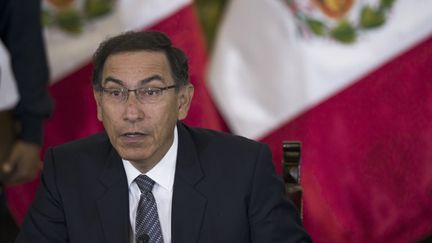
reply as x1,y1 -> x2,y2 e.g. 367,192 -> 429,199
97,84 -> 178,103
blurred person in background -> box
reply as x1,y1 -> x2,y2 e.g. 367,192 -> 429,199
0,0 -> 52,241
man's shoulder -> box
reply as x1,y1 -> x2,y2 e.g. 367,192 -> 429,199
49,131 -> 110,155
42,132 -> 113,175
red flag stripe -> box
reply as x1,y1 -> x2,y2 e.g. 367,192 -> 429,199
261,36 -> 432,243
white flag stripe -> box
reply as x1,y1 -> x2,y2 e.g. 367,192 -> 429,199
117,0 -> 190,31
209,0 -> 432,139
45,0 -> 190,82
209,0 -> 305,139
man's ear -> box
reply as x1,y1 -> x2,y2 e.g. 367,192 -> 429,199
93,90 -> 103,122
178,84 -> 194,120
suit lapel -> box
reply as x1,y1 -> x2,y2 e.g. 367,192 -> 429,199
171,123 -> 207,243
96,146 -> 130,243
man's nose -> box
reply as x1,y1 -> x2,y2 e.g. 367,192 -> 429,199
123,93 -> 144,122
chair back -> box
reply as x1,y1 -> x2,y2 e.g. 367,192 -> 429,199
282,141 -> 303,217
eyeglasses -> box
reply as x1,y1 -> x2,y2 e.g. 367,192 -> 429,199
98,84 -> 177,104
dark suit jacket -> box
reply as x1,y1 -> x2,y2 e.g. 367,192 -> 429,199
16,123 -> 311,243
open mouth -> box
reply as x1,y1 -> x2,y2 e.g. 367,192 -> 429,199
122,132 -> 145,138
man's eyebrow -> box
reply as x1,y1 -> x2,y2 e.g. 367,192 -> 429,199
139,75 -> 164,85
103,77 -> 124,86
103,75 -> 164,86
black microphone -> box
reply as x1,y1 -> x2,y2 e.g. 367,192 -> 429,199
137,234 -> 149,243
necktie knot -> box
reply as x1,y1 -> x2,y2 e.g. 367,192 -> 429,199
135,175 -> 155,194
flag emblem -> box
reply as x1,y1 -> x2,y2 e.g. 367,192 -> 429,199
43,0 -> 116,35
285,0 -> 396,44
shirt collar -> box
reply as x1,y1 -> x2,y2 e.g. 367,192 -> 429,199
122,126 -> 178,192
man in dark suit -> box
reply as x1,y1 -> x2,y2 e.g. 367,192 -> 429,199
16,31 -> 311,243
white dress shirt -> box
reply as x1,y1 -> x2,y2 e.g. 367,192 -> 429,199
122,127 -> 178,243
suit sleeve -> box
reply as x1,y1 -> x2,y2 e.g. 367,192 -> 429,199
16,148 -> 68,243
248,144 -> 312,243
1,0 -> 52,145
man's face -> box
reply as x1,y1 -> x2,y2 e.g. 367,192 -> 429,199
94,51 -> 193,170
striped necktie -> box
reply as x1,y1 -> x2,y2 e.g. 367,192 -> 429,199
135,175 -> 164,243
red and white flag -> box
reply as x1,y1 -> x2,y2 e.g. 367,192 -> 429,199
7,0 -> 225,224
209,0 -> 432,242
